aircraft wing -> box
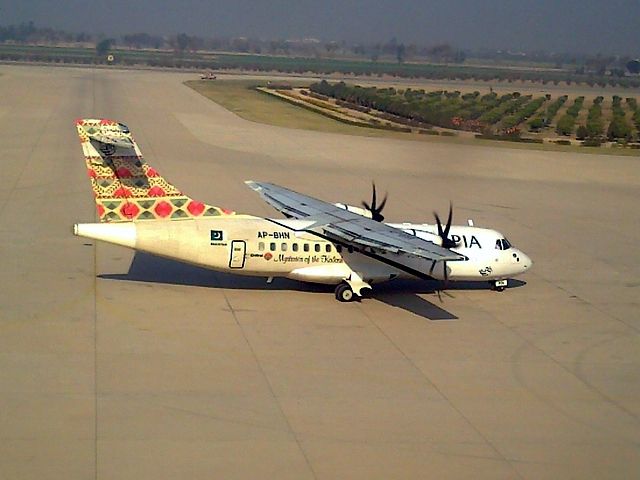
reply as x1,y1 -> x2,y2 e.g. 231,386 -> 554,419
245,181 -> 464,263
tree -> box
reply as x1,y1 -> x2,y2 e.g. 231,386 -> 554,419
607,117 -> 633,141
396,43 -> 406,64
576,125 -> 588,140
176,33 -> 190,52
556,115 -> 575,136
626,59 -> 640,74
96,38 -> 114,57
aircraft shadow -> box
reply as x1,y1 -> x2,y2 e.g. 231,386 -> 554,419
99,252 -> 525,321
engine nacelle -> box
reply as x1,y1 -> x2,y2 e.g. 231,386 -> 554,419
334,203 -> 373,219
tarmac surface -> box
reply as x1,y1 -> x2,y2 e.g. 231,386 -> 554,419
0,65 -> 639,479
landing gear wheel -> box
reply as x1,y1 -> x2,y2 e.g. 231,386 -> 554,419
335,282 -> 355,302
491,279 -> 508,292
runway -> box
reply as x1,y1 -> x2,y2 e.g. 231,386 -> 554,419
0,65 -> 638,479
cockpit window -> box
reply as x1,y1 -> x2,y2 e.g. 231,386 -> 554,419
496,238 -> 512,250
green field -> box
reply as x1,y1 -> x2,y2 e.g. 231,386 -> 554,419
185,80 -> 409,138
186,79 -> 640,155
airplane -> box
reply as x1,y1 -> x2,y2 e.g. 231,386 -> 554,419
73,119 -> 532,302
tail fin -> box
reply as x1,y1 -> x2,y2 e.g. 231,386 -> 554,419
76,119 -> 234,222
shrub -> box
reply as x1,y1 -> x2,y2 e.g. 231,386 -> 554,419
528,117 -> 544,131
556,115 -> 575,135
582,138 -> 602,147
576,125 -> 588,140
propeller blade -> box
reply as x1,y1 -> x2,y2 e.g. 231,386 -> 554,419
377,193 -> 388,213
371,183 -> 377,210
434,203 -> 458,249
434,212 -> 442,237
362,182 -> 388,222
443,203 -> 453,239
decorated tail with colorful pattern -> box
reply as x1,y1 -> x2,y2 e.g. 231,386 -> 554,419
76,119 -> 234,222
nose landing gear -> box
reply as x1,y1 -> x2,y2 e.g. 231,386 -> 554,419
491,279 -> 508,292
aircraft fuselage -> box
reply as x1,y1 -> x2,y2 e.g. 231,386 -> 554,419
75,216 -> 532,285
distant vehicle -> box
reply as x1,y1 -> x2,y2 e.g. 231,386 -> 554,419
73,119 -> 532,301
200,72 -> 217,80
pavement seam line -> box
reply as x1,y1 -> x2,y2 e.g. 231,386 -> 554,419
222,292 -> 318,480
357,305 -> 526,478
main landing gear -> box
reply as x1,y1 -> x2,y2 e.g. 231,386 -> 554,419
335,273 -> 372,302
491,279 -> 508,292
335,283 -> 355,302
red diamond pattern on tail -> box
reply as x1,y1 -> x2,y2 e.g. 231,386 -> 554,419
113,186 -> 132,198
187,201 -> 205,216
154,201 -> 172,218
148,186 -> 165,197
115,167 -> 132,178
121,203 -> 140,219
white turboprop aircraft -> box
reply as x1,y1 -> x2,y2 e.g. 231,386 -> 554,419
73,119 -> 532,302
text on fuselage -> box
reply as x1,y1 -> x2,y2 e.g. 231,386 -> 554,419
257,231 -> 290,239
451,234 -> 481,248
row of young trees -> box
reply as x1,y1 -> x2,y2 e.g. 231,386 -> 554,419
501,96 -> 546,129
308,82 -> 640,143
627,98 -> 640,133
576,96 -> 604,139
572,96 -> 635,142
555,97 -> 585,135
478,93 -> 531,125
606,96 -> 633,141
528,95 -> 567,131
309,81 -> 547,131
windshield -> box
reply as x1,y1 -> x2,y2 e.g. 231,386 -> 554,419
495,238 -> 512,250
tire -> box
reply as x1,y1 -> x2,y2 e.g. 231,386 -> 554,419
335,283 -> 355,302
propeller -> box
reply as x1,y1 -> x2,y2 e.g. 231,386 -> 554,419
362,182 -> 388,222
433,203 -> 459,249
433,203 -> 459,294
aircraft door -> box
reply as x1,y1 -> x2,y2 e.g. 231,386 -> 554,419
229,240 -> 246,269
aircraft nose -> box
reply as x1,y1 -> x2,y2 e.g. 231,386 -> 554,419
519,251 -> 532,271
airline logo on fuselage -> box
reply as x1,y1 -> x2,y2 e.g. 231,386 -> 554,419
450,234 -> 481,248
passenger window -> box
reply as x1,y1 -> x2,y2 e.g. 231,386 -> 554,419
292,243 -> 299,252
315,244 -> 321,253
270,242 -> 276,251
258,242 -> 265,251
303,244 -> 310,252
326,244 -> 332,253
336,245 -> 342,253
281,243 -> 287,251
